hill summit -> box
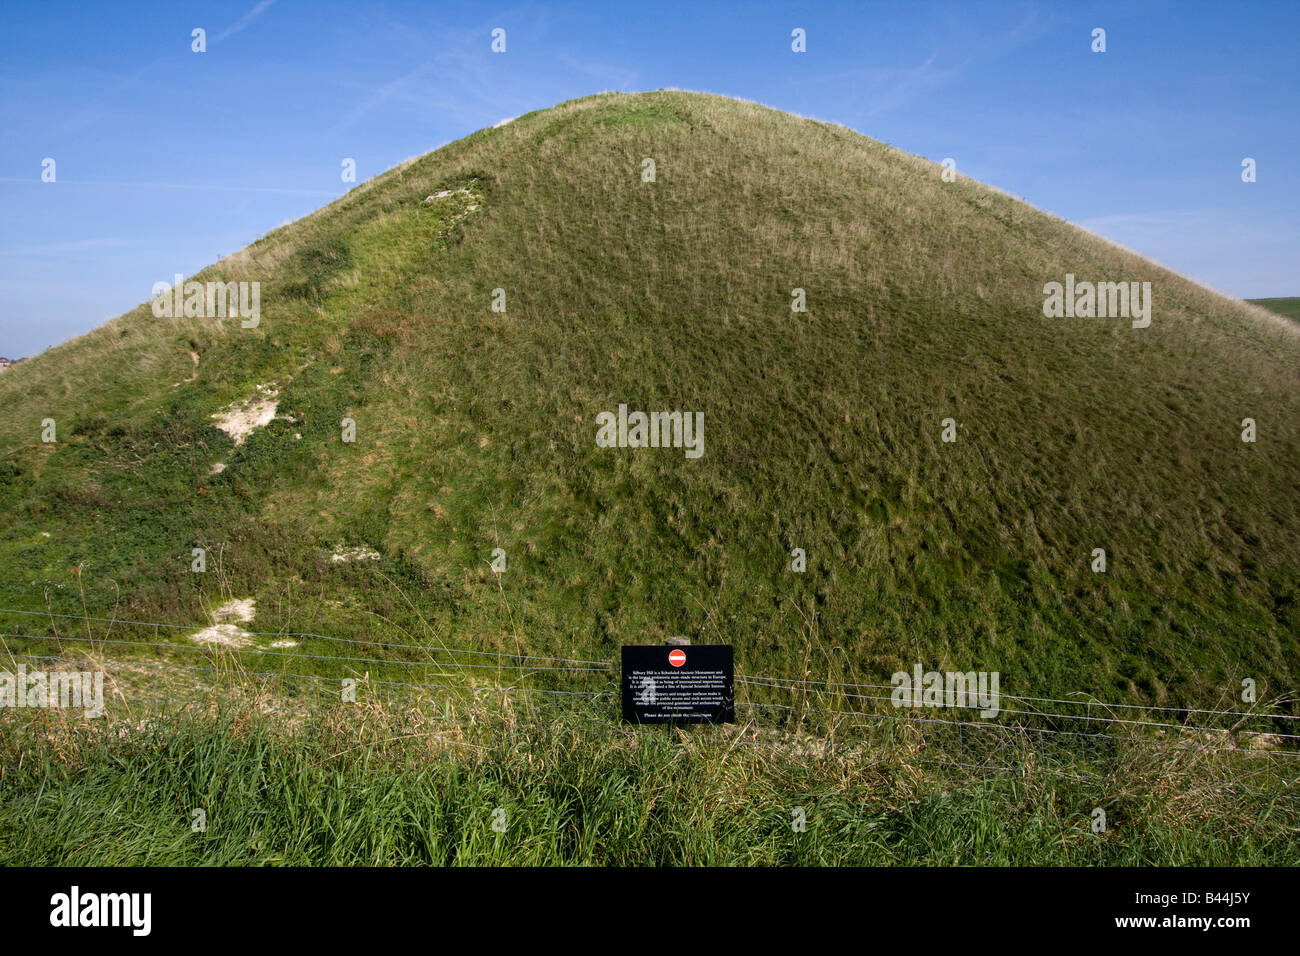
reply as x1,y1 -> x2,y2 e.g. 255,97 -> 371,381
2,91 -> 1297,707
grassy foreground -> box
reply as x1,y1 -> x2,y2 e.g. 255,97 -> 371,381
1,670 -> 1295,866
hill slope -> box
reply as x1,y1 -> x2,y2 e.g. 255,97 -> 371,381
2,91 -> 1298,708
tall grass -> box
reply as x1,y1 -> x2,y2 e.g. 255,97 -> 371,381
2,673 -> 1295,866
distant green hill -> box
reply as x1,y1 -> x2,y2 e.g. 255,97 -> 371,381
1,90 -> 1297,711
1247,297 -> 1300,323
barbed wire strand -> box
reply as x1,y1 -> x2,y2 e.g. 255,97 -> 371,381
0,607 -> 613,668
5,607 -> 1298,740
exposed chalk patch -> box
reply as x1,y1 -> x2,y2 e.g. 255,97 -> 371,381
212,383 -> 280,444
213,598 -> 255,623
423,188 -> 473,203
331,545 -> 381,563
190,597 -> 257,648
190,623 -> 254,649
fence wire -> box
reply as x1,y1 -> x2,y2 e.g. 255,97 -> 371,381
3,608 -> 1298,779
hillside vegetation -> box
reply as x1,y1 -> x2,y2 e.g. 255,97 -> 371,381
1248,297 -> 1300,324
1,90 -> 1298,715
3,678 -> 1295,866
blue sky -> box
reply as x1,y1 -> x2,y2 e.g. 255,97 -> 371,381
1,0 -> 1296,358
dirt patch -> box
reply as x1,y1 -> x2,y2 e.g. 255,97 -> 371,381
331,545 -> 381,563
213,598 -> 255,623
172,350 -> 201,388
190,597 -> 257,648
211,383 -> 280,444
190,623 -> 254,649
423,188 -> 474,203
420,181 -> 485,230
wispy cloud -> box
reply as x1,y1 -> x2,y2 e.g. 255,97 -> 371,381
0,238 -> 140,258
860,53 -> 961,119
0,176 -> 337,197
1074,210 -> 1300,248
811,7 -> 1053,123
556,51 -> 638,91
327,60 -> 441,136
1074,209 -> 1300,299
323,10 -> 602,139
45,0 -> 276,138
48,59 -> 165,137
214,0 -> 277,44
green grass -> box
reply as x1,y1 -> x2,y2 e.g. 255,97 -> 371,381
1247,297 -> 1300,323
2,687 -> 1294,866
0,91 -> 1297,865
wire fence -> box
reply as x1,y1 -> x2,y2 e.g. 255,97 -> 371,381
3,606 -> 1299,784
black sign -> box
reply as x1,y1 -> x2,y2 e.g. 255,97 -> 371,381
621,644 -> 734,723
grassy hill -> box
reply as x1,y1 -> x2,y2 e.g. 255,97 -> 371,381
2,89 -> 1298,713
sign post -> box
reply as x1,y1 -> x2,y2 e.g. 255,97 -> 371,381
621,641 -> 734,723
